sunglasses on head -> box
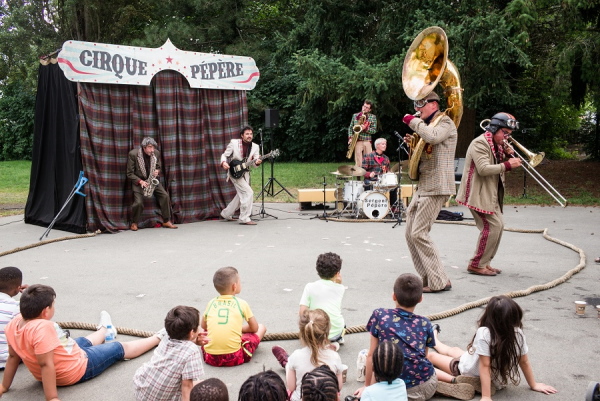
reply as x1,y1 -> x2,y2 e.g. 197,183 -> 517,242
413,99 -> 436,108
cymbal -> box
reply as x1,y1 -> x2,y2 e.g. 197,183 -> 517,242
338,165 -> 366,176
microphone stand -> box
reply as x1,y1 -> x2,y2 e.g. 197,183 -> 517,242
253,128 -> 276,219
310,176 -> 329,221
392,131 -> 409,229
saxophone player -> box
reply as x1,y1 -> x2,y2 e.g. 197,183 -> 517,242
126,137 -> 177,231
347,100 -> 377,166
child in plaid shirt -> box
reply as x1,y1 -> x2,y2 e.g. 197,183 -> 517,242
134,306 -> 209,401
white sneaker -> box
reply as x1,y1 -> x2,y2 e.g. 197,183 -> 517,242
337,336 -> 345,345
98,311 -> 117,341
155,328 -> 168,341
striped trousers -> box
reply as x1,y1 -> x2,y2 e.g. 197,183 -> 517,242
405,193 -> 449,291
468,205 -> 504,269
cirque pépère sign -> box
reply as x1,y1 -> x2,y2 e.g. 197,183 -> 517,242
58,39 -> 259,90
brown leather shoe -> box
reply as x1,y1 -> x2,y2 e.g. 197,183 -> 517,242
130,223 -> 138,231
486,265 -> 502,274
467,266 -> 496,276
423,280 -> 452,293
162,221 -> 178,229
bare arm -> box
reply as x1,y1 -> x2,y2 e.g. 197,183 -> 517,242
479,355 -> 494,400
36,350 -> 60,401
0,345 -> 22,396
200,315 -> 207,331
286,367 -> 297,394
181,379 -> 194,401
244,316 -> 259,333
364,335 -> 379,386
519,354 -> 557,395
298,305 -> 308,316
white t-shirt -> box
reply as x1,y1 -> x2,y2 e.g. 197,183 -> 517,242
458,326 -> 529,383
286,346 -> 344,401
0,292 -> 20,368
299,279 -> 345,339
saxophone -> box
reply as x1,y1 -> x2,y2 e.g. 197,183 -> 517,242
346,113 -> 368,159
143,175 -> 159,197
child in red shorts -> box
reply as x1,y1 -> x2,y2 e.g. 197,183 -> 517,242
201,266 -> 267,367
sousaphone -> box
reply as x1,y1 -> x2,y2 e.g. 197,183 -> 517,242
402,26 -> 463,180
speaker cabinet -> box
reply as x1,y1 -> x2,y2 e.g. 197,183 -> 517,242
265,109 -> 280,128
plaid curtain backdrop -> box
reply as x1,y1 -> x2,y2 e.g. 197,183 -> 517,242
79,70 -> 244,232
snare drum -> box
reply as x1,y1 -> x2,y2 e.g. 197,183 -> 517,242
343,181 -> 364,202
375,173 -> 398,189
357,191 -> 389,219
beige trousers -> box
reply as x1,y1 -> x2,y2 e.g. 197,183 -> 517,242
221,174 -> 254,223
405,193 -> 449,291
354,140 -> 372,166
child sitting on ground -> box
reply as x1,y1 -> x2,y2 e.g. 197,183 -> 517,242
190,377 -> 228,401
300,365 -> 340,401
299,252 -> 345,345
359,340 -> 407,401
0,266 -> 28,369
354,273 -> 475,401
0,284 -> 161,400
427,295 -> 557,400
134,305 -> 209,401
272,309 -> 344,401
201,266 -> 266,367
238,370 -> 288,401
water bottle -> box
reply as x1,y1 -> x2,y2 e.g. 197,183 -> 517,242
105,325 -> 116,342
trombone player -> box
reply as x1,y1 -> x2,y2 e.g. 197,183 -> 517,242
456,112 -> 522,276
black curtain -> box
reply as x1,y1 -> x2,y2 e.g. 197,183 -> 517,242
24,63 -> 87,234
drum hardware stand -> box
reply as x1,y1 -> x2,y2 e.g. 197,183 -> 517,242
391,186 -> 405,228
252,128 -> 277,220
256,127 -> 294,199
311,176 -> 329,221
392,131 -> 410,228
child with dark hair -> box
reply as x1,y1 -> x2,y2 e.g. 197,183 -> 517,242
360,340 -> 407,400
299,253 -> 345,344
190,377 -> 228,401
202,266 -> 267,367
134,305 -> 208,401
238,370 -> 288,401
300,364 -> 339,401
427,295 -> 557,400
272,309 -> 344,401
354,273 -> 475,401
0,266 -> 27,369
0,284 -> 161,400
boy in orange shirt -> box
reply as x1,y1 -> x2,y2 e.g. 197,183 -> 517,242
0,284 -> 162,400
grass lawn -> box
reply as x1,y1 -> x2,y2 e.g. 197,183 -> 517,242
0,161 -> 31,216
1,159 -> 598,217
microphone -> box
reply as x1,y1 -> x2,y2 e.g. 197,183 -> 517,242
394,131 -> 402,139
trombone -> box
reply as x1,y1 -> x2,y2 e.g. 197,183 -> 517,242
480,119 -> 567,207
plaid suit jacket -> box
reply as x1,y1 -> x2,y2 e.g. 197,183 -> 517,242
407,113 -> 457,195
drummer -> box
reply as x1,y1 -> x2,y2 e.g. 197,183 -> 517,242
362,138 -> 398,209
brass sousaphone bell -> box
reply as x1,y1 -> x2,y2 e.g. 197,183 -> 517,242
401,26 -> 463,180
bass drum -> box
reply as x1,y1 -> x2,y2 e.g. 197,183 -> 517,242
357,191 -> 389,220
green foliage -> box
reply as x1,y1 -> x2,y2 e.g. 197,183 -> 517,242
0,81 -> 35,160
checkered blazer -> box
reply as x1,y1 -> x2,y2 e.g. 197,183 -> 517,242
407,113 -> 457,195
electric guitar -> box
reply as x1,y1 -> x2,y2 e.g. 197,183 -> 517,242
229,149 -> 280,179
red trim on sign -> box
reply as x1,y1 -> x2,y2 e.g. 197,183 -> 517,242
232,72 -> 260,83
57,58 -> 97,75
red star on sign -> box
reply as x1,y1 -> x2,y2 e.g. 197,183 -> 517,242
166,56 -> 173,63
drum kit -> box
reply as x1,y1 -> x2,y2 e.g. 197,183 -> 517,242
331,164 -> 405,221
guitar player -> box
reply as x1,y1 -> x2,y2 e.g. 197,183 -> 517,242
219,125 -> 262,225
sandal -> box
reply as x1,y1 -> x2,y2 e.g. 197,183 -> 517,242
595,257 -> 600,264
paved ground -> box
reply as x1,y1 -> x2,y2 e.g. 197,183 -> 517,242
0,202 -> 598,401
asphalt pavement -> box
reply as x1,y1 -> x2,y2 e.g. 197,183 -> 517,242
0,202 -> 598,401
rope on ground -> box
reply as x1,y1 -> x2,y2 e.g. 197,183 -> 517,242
6,225 -> 585,341
0,231 -> 99,258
